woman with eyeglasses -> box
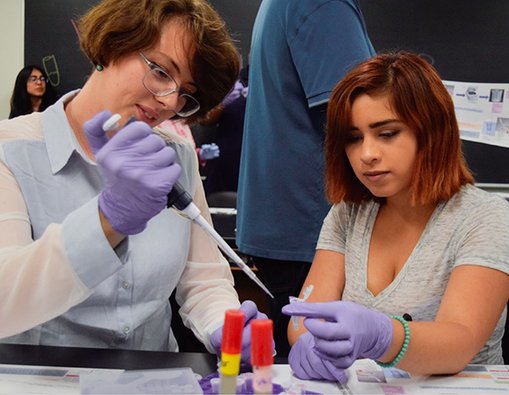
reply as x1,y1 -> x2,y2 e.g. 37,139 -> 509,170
0,0 -> 268,361
8,65 -> 57,119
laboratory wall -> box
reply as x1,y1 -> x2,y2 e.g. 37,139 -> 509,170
0,0 -> 24,120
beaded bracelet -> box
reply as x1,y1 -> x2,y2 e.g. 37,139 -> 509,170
376,315 -> 410,368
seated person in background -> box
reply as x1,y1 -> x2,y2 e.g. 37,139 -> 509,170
283,51 -> 509,383
0,0 -> 266,363
200,64 -> 248,195
157,118 -> 220,167
9,65 -> 57,119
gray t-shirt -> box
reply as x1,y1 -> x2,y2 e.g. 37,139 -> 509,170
317,184 -> 509,364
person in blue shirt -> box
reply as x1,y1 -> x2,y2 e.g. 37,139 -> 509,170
236,0 -> 375,356
0,0 -> 266,363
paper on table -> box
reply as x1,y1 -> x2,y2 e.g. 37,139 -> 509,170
0,364 -> 121,394
80,367 -> 203,394
272,364 -> 347,394
344,359 -> 509,394
272,360 -> 509,395
0,365 -> 203,395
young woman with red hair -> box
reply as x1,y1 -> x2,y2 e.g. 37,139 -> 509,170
283,52 -> 509,382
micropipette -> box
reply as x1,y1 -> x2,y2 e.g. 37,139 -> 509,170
102,114 -> 274,299
167,183 -> 274,298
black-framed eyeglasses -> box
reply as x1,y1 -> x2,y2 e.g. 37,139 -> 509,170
139,52 -> 200,118
28,76 -> 47,83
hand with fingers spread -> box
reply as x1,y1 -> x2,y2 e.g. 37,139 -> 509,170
210,300 -> 275,365
282,301 -> 393,371
84,110 -> 182,235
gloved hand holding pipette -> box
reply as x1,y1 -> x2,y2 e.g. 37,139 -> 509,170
83,110 -> 181,235
86,111 -> 273,298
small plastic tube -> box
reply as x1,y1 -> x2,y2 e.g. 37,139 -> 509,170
210,377 -> 220,394
102,113 -> 122,132
251,319 -> 274,394
235,376 -> 246,394
219,310 -> 244,395
290,285 -> 314,330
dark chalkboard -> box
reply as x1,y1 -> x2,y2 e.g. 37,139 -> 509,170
209,0 -> 262,65
25,0 -> 99,96
359,0 -> 509,184
24,0 -> 259,97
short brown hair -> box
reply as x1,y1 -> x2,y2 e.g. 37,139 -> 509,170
79,0 -> 240,123
325,51 -> 474,205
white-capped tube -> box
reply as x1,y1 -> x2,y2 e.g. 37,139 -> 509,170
102,113 -> 122,132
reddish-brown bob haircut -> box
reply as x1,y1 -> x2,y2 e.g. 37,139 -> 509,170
325,51 -> 474,205
79,0 -> 240,124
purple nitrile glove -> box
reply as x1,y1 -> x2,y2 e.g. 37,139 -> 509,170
282,301 -> 393,370
84,110 -> 182,235
289,332 -> 348,383
222,80 -> 244,107
210,300 -> 274,365
198,143 -> 220,160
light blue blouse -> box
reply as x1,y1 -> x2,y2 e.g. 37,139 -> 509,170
0,91 -> 237,350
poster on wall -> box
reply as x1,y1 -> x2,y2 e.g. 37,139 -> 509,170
444,80 -> 509,149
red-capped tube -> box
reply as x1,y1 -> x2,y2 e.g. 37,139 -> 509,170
221,309 -> 245,355
251,319 -> 274,366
